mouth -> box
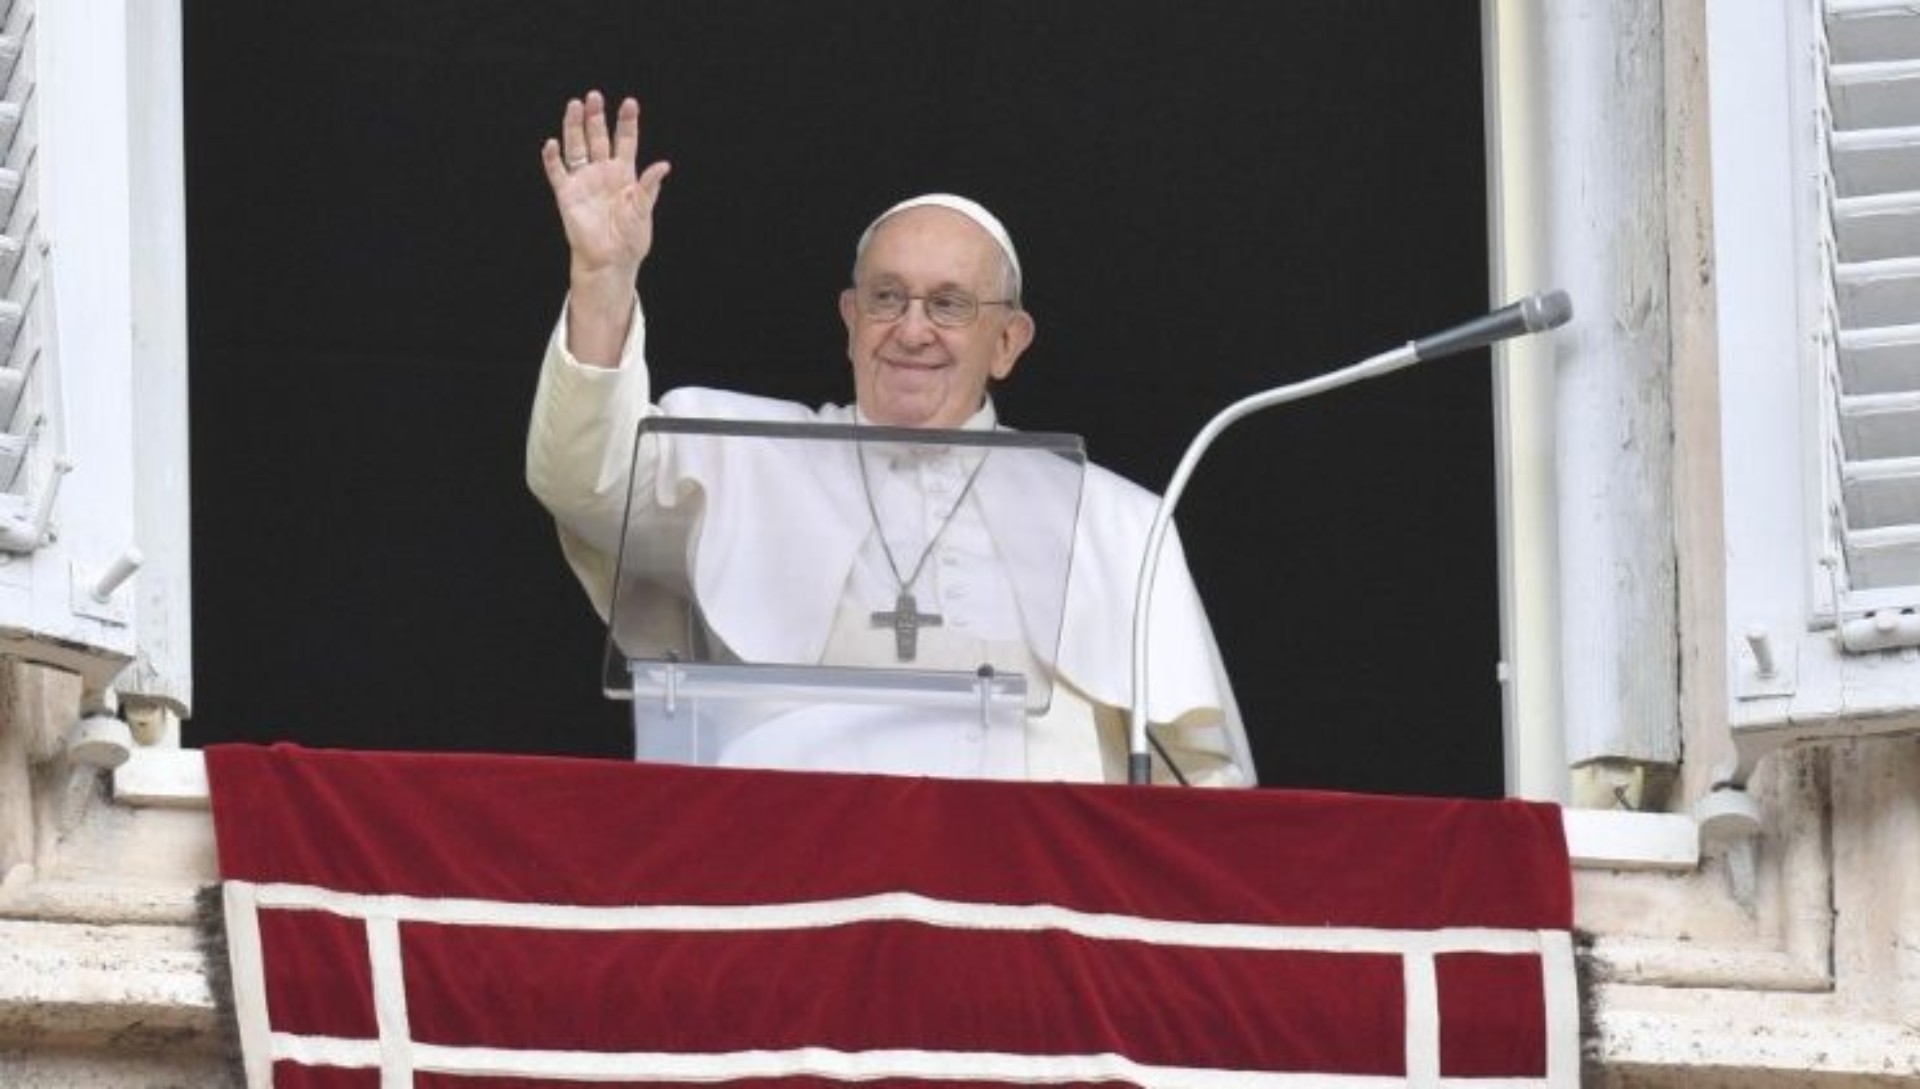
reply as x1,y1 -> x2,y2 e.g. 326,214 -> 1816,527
881,356 -> 949,373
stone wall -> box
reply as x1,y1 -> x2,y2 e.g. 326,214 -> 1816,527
1580,739 -> 1920,1084
0,661 -> 228,1086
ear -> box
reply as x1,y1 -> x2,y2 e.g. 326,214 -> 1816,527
990,310 -> 1035,381
838,288 -> 859,336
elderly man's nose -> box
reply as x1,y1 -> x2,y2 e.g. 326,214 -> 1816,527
894,299 -> 938,342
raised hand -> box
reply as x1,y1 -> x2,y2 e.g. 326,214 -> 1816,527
540,91 -> 672,365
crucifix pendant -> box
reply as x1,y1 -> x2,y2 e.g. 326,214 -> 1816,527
872,591 -> 943,662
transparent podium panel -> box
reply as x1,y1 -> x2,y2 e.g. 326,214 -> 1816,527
603,417 -> 1087,780
629,662 -> 1030,778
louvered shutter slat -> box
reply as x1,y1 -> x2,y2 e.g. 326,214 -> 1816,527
1838,325 -> 1920,394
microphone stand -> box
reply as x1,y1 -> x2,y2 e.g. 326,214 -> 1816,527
1125,343 -> 1419,785
1126,291 -> 1572,785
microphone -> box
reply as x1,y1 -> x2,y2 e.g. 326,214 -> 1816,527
1411,290 -> 1573,363
1126,290 -> 1574,785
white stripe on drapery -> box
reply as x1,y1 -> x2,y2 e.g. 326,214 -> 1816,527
236,879 -> 1559,957
268,1033 -> 1563,1088
220,882 -> 276,1089
1539,929 -> 1581,1088
365,914 -> 414,1089
1403,951 -> 1441,1087
226,879 -> 1579,1088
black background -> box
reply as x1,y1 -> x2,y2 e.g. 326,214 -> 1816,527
182,2 -> 1502,796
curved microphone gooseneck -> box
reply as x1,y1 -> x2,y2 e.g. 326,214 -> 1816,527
1126,290 -> 1574,785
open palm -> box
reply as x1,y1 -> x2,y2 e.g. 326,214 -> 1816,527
541,92 -> 671,282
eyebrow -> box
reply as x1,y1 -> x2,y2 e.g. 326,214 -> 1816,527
862,274 -> 978,293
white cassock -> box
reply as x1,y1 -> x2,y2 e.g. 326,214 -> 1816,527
526,301 -> 1257,786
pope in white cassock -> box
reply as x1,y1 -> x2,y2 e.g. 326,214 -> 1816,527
525,91 -> 1256,786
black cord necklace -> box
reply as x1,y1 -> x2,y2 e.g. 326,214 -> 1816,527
855,445 -> 991,662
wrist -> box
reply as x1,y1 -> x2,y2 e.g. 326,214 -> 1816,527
568,260 -> 639,300
563,281 -> 638,369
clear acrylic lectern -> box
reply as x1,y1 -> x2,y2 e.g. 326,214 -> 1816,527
602,417 -> 1086,780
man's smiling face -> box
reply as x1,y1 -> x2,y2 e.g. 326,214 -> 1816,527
839,206 -> 1034,429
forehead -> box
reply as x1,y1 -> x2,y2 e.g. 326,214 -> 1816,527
858,207 -> 1001,286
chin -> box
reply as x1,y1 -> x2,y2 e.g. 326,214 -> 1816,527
879,411 -> 939,429
866,398 -> 941,429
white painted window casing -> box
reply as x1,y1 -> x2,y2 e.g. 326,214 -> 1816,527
1484,0 -> 1682,804
0,0 -> 192,713
1713,0 -> 1920,772
1489,0 -> 1920,833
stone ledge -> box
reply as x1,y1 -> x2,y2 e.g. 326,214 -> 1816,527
0,877 -> 210,926
1565,808 -> 1700,871
111,748 -> 208,811
0,918 -> 220,1051
1592,984 -> 1920,1086
0,1047 -> 237,1089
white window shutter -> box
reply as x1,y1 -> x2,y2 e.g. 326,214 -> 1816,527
1819,0 -> 1920,646
0,0 -> 56,546
1710,0 -> 1920,768
0,0 -> 194,715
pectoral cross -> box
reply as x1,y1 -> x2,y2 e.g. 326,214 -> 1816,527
872,591 -> 942,662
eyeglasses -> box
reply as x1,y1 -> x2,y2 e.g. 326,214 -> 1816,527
856,283 -> 1017,329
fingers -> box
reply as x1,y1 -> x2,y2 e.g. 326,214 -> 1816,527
559,96 -> 589,170
549,92 -> 655,184
636,159 -> 672,208
584,90 -> 613,163
612,96 -> 641,166
539,138 -> 570,190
